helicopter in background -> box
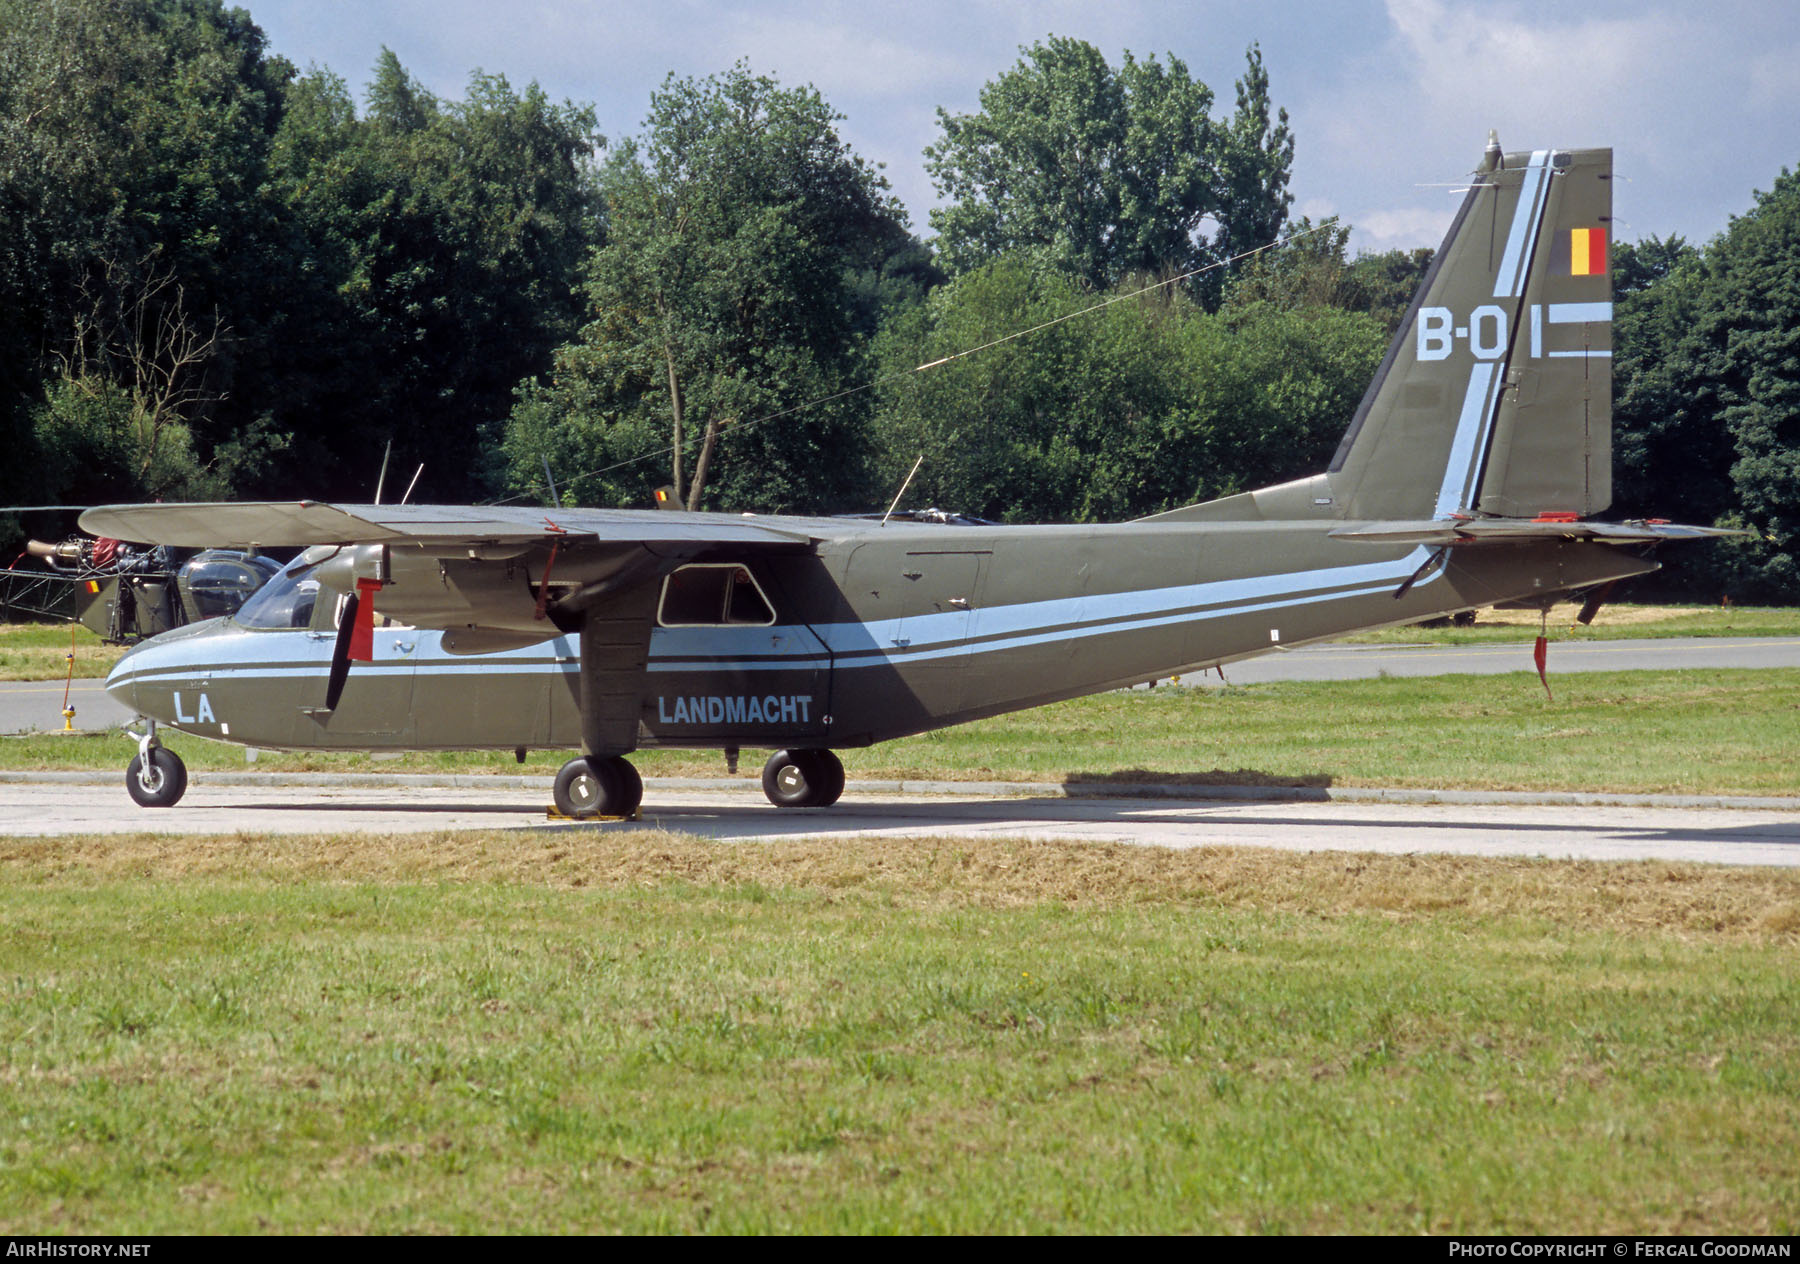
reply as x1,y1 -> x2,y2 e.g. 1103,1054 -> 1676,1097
1,525 -> 279,642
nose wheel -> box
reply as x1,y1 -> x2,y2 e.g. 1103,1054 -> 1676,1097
761,749 -> 845,808
124,724 -> 188,808
552,755 -> 644,819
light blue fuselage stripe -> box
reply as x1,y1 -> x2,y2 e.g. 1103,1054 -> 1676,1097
1494,151 -> 1551,300
1548,302 -> 1612,324
1434,363 -> 1500,517
112,546 -> 1434,689
1432,149 -> 1556,516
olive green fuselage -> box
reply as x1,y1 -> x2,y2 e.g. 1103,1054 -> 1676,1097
106,516 -> 1656,756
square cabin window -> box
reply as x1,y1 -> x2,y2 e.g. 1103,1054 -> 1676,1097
658,564 -> 775,627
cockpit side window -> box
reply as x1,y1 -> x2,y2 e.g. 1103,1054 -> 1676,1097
233,557 -> 321,629
234,549 -> 415,632
657,564 -> 776,627
327,591 -> 412,632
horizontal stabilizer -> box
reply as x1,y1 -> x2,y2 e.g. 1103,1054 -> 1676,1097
1329,519 -> 1742,546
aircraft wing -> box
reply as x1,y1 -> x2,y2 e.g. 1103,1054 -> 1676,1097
1328,519 -> 1743,546
78,501 -> 821,550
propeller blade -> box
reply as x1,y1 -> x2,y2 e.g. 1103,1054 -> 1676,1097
324,591 -> 358,711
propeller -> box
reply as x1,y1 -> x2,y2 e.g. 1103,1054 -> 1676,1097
323,577 -> 382,711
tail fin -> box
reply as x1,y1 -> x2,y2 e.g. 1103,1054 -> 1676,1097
1329,136 -> 1613,521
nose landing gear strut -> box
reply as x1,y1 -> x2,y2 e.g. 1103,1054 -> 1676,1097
124,719 -> 188,808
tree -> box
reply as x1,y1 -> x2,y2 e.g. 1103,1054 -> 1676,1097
923,40 -> 1292,299
1207,45 -> 1295,290
0,0 -> 294,511
1342,246 -> 1433,334
1608,235 -> 1727,530
0,4 -> 609,526
1223,217 -> 1357,311
267,53 -> 605,501
1702,171 -> 1800,598
869,258 -> 1386,523
502,65 -> 910,513
1609,199 -> 1800,604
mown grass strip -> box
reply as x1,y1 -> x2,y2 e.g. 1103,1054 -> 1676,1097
1,834 -> 1795,1234
7,668 -> 1798,797
1343,602 -> 1800,644
0,621 -> 119,680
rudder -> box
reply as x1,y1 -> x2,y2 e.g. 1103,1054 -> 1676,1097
1328,138 -> 1613,522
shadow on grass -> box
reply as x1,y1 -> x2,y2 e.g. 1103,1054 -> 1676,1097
1063,767 -> 1334,789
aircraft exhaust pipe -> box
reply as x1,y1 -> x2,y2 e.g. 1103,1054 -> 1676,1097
26,539 -> 85,567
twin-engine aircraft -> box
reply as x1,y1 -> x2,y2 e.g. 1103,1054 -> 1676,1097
84,138 -> 1725,815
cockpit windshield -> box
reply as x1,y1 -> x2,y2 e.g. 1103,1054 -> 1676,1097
232,552 -> 326,629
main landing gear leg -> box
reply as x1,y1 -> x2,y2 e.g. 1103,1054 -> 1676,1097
761,749 -> 845,808
552,754 -> 644,819
124,719 -> 188,808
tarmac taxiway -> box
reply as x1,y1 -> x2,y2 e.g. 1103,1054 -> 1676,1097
2,777 -> 1796,867
4,636 -> 1795,867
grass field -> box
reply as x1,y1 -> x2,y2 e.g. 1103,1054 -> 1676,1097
1,833 -> 1795,1234
1345,601 -> 1800,645
8,667 -> 1799,797
0,621 -> 117,681
5,618 -> 1796,1233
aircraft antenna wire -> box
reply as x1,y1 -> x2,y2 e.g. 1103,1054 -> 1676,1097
488,221 -> 1338,508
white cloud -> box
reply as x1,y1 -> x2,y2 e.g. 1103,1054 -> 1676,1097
248,0 -> 1800,250
1353,204 -> 1457,254
1299,0 -> 1800,250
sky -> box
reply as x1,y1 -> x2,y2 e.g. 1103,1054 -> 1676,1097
245,0 -> 1800,255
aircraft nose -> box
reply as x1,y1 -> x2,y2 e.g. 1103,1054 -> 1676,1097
104,620 -> 220,723
105,641 -> 146,715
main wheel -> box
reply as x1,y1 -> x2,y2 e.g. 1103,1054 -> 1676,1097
761,749 -> 845,808
812,749 -> 845,806
552,755 -> 641,818
125,747 -> 188,808
610,757 -> 644,816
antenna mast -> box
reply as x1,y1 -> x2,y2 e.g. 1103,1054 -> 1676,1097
881,454 -> 925,526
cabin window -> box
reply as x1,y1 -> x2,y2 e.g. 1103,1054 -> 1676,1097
658,564 -> 775,627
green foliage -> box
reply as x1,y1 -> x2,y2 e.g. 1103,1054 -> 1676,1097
0,0 -> 294,503
267,54 -> 604,501
31,377 -> 217,503
870,259 -> 1385,522
0,5 -> 601,508
1612,232 -> 1692,296
1610,236 -> 1726,528
1611,176 -> 1800,602
1707,170 -> 1800,598
1226,220 -> 1431,338
1225,217 -> 1356,309
1341,246 -> 1434,333
924,40 -> 1292,300
502,64 -> 910,513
